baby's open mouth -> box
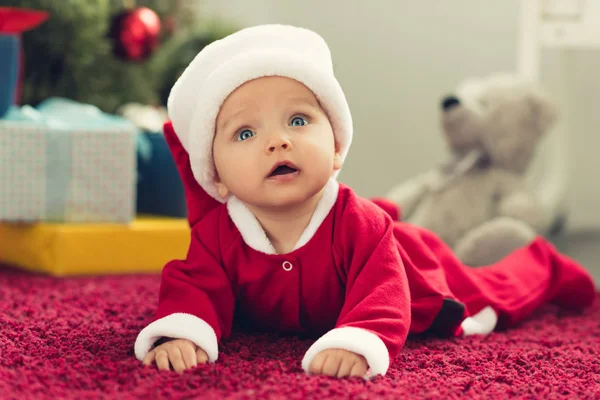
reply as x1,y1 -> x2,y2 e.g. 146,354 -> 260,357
269,165 -> 298,176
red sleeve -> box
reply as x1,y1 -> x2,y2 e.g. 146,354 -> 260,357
133,213 -> 235,363
163,121 -> 220,228
370,196 -> 402,221
301,190 -> 411,378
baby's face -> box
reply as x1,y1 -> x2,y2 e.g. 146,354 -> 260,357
213,76 -> 341,209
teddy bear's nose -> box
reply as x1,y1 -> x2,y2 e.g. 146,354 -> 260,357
441,95 -> 460,111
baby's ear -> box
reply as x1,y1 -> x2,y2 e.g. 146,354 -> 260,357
333,151 -> 343,171
214,174 -> 230,198
216,181 -> 229,199
333,141 -> 343,170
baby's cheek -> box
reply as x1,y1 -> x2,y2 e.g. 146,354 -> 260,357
218,151 -> 252,178
236,159 -> 260,182
227,162 -> 262,193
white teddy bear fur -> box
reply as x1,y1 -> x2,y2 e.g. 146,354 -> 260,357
386,73 -> 558,267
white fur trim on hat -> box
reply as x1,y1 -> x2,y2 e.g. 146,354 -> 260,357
167,24 -> 353,203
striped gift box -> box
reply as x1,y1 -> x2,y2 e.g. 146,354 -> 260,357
0,99 -> 137,223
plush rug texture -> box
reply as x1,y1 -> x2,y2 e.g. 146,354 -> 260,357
1,265 -> 599,399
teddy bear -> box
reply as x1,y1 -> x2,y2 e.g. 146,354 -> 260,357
385,73 -> 559,266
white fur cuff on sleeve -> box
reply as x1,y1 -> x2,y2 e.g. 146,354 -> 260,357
134,313 -> 219,362
301,327 -> 390,377
461,306 -> 498,336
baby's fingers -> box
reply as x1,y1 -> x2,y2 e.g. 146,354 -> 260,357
142,350 -> 156,366
349,360 -> 368,378
156,349 -> 170,371
168,347 -> 186,373
336,357 -> 355,378
180,343 -> 198,369
322,355 -> 342,377
196,348 -> 209,364
308,353 -> 327,375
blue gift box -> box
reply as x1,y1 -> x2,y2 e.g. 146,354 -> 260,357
136,131 -> 187,218
0,34 -> 18,117
0,98 -> 137,223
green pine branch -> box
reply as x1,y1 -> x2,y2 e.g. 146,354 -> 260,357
1,0 -> 234,112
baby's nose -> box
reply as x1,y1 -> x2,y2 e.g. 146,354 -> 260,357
269,142 -> 289,152
267,135 -> 292,152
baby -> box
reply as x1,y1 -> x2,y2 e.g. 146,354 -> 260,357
135,24 -> 596,379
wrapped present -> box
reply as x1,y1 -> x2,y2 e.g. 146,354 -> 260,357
117,102 -> 186,217
0,216 -> 191,276
0,98 -> 137,223
136,131 -> 187,218
0,33 -> 18,117
0,7 -> 49,116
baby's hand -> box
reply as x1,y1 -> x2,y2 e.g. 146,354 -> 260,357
142,338 -> 209,373
308,349 -> 369,378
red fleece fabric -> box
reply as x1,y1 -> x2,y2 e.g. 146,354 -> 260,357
1,265 -> 599,399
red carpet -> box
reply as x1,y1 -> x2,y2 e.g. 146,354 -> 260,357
1,265 -> 599,399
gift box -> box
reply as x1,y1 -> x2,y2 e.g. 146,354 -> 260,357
0,34 -> 19,117
0,216 -> 191,276
0,7 -> 49,117
0,98 -> 137,223
136,131 -> 187,218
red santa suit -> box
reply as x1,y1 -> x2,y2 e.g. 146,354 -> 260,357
134,122 -> 597,377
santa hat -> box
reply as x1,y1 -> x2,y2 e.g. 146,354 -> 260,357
167,24 -> 353,203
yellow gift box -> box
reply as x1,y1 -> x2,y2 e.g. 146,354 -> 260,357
0,216 -> 191,276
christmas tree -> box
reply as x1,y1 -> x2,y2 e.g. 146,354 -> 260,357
1,0 -> 235,113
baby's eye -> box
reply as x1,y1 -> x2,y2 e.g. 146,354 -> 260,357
289,116 -> 308,127
237,129 -> 255,141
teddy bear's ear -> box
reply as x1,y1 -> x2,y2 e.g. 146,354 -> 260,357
529,90 -> 559,135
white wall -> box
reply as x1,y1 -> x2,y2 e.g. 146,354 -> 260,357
196,0 -> 600,231
549,50 -> 600,231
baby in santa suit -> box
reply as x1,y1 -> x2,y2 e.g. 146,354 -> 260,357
134,24 -> 596,379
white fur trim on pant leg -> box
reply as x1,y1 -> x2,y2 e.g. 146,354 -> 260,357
301,327 -> 390,377
461,306 -> 498,336
134,313 -> 219,362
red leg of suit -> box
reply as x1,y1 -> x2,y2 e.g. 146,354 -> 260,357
418,228 -> 597,329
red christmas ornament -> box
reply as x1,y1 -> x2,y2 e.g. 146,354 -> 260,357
109,7 -> 161,62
